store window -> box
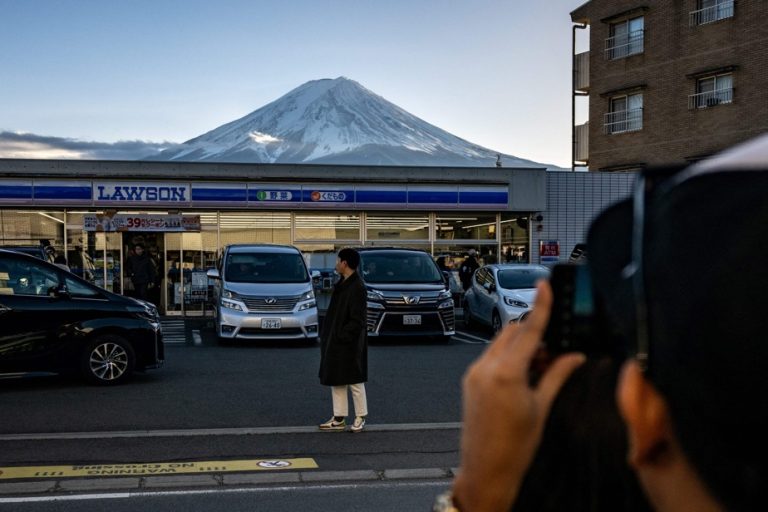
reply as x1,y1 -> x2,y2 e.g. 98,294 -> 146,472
0,210 -> 65,262
435,213 -> 498,241
500,213 -> 530,263
219,212 -> 290,246
366,213 -> 429,242
295,213 -> 360,241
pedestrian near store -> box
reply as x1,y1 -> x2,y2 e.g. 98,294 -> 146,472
318,248 -> 368,433
458,249 -> 480,291
126,243 -> 157,302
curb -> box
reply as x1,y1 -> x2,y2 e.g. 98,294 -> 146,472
0,467 -> 459,497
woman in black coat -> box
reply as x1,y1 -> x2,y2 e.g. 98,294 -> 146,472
318,248 -> 369,433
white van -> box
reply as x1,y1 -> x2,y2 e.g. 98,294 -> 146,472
207,244 -> 319,342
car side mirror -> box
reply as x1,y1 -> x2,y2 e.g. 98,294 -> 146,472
50,284 -> 70,299
206,269 -> 221,280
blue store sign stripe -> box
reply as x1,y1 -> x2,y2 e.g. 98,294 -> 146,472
192,188 -> 247,202
0,185 -> 33,199
408,190 -> 459,204
459,191 -> 508,204
34,185 -> 91,200
355,190 -> 407,203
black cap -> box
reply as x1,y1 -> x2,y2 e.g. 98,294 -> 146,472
586,134 -> 768,508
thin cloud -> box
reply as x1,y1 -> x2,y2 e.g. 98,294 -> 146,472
0,131 -> 181,160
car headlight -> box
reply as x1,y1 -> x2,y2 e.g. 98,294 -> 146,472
221,298 -> 244,311
299,300 -> 317,311
300,290 -> 315,301
504,297 -> 529,308
144,303 -> 159,318
366,289 -> 384,302
438,290 -> 452,300
223,289 -> 238,299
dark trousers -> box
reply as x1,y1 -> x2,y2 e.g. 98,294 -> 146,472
133,282 -> 149,301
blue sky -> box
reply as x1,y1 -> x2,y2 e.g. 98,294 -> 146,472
0,0 -> 587,167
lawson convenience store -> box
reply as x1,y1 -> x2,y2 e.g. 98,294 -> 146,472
0,159 -> 546,316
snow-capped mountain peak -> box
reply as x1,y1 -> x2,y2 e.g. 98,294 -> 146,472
154,77 -> 554,168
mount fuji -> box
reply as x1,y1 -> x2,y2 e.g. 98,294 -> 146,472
152,77 -> 557,169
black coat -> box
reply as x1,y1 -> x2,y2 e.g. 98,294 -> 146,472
127,254 -> 157,285
319,271 -> 368,386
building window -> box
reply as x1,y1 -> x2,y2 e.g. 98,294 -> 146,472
690,0 -> 734,26
605,16 -> 644,60
365,213 -> 429,242
604,93 -> 643,134
689,74 -> 733,109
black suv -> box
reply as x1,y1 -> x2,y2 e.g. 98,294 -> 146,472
358,248 -> 455,341
0,249 -> 164,385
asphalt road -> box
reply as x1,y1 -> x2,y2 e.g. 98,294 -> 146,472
0,322 -> 494,510
0,479 -> 452,512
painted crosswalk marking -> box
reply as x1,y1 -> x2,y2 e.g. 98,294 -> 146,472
0,458 -> 318,480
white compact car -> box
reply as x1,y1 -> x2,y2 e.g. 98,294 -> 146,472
208,244 -> 319,342
463,264 -> 550,332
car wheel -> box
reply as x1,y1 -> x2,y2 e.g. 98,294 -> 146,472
81,335 -> 135,385
492,310 -> 502,334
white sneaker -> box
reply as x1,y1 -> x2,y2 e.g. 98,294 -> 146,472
318,416 -> 346,431
351,416 -> 366,433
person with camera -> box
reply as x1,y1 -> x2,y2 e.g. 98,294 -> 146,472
436,136 -> 768,512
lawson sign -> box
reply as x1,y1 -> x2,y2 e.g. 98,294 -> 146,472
94,182 -> 190,205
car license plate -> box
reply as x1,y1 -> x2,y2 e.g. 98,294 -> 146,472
403,315 -> 422,325
261,319 -> 282,329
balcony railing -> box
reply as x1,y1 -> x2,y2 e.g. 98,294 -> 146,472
604,30 -> 644,60
688,87 -> 733,109
603,108 -> 643,134
690,1 -> 734,26
574,51 -> 590,91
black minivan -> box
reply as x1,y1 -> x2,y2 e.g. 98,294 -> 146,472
359,248 -> 455,341
0,249 -> 164,385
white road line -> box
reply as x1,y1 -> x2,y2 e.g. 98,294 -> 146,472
453,330 -> 490,344
0,422 -> 462,441
0,480 -> 449,504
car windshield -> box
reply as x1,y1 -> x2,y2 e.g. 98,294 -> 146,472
225,253 -> 309,283
360,251 -> 444,284
497,267 -> 550,290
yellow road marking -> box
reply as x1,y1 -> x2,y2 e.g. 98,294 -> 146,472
0,458 -> 318,479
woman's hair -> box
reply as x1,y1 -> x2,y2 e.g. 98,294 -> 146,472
511,357 -> 652,512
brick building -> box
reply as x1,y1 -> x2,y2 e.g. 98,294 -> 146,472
571,0 -> 768,171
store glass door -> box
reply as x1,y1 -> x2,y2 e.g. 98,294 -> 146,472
164,232 -> 216,317
122,232 -> 164,312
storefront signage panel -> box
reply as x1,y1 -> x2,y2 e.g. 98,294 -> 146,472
0,179 -> 510,210
0,180 -> 33,203
94,182 -> 191,205
34,180 -> 92,203
301,187 -> 355,206
83,213 -> 201,232
354,186 -> 408,206
407,186 -> 460,207
248,184 -> 303,207
190,183 -> 247,206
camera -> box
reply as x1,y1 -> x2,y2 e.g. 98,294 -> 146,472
542,263 -> 620,358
